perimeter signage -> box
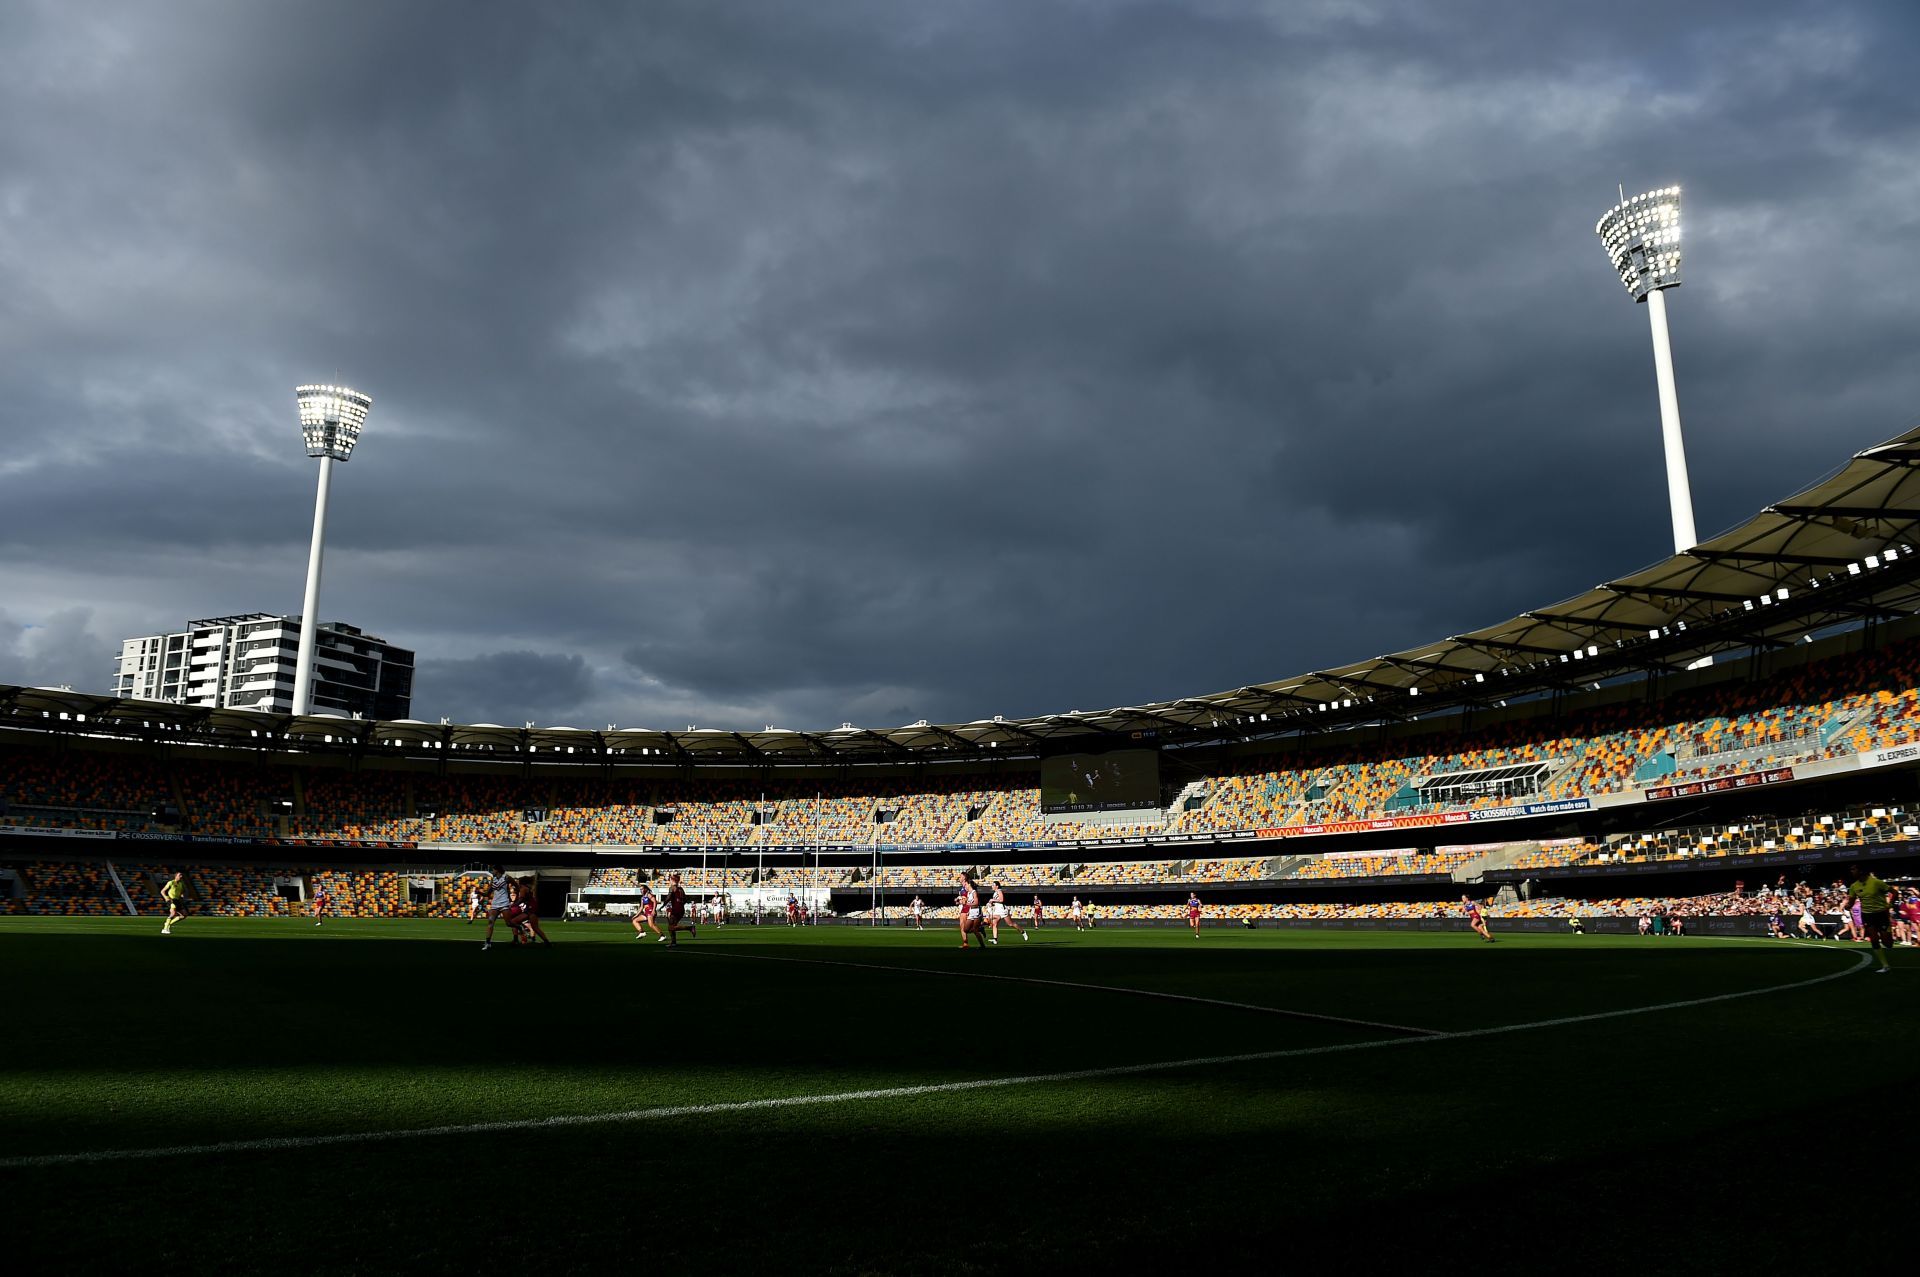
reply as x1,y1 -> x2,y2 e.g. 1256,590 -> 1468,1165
119,831 -> 419,851
1257,798 -> 1590,840
0,826 -> 114,841
1642,767 -> 1793,802
1862,740 -> 1920,768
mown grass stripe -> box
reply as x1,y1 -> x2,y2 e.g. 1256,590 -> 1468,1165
0,941 -> 1867,1171
685,945 -> 1446,1036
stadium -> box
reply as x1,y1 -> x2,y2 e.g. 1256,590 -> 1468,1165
7,421 -> 1920,1269
10,8 -> 1920,1275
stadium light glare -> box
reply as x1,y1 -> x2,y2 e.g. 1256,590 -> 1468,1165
289,383 -> 373,716
296,384 -> 372,461
1596,185 -> 1696,553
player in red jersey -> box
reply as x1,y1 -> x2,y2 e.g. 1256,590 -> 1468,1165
665,873 -> 697,947
311,886 -> 331,927
632,883 -> 664,941
1186,891 -> 1203,938
785,892 -> 801,927
956,872 -> 984,949
1461,893 -> 1494,943
983,883 -> 1028,943
512,877 -> 552,946
1032,895 -> 1044,930
1899,888 -> 1920,946
502,893 -> 529,943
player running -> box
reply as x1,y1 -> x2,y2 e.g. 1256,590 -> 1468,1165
1186,891 -> 1203,938
632,883 -> 664,941
665,872 -> 697,947
1796,898 -> 1827,940
956,872 -> 984,949
502,881 -> 530,944
466,886 -> 481,924
984,883 -> 1028,944
311,885 -> 331,927
480,864 -> 514,951
908,895 -> 926,931
1068,896 -> 1086,931
785,892 -> 802,927
1461,893 -> 1494,943
160,870 -> 187,936
510,877 -> 553,947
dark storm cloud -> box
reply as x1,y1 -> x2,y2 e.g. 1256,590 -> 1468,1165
2,0 -> 1918,728
419,650 -> 596,726
0,608 -> 114,691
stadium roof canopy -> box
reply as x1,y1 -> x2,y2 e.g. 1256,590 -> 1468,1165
8,424 -> 1920,764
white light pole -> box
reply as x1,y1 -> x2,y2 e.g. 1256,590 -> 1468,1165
1597,187 -> 1696,552
290,384 -> 372,715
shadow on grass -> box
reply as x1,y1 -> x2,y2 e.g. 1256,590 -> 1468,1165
2,1054 -> 1906,1275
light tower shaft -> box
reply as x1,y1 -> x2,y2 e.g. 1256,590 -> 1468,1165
1643,287 -> 1697,552
290,455 -> 334,716
1596,185 -> 1693,552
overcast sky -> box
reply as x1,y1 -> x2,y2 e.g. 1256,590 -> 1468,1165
2,0 -> 1917,731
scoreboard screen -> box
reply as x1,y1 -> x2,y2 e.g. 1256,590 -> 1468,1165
1040,750 -> 1161,814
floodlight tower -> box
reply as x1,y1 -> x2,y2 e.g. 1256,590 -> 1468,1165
290,384 -> 372,716
1596,186 -> 1696,552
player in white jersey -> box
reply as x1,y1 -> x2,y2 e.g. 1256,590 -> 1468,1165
1069,896 -> 1086,931
908,896 -> 926,930
466,887 -> 481,924
480,865 -> 514,951
984,883 -> 1028,943
1796,900 -> 1827,939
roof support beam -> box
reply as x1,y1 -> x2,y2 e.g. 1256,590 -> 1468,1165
1770,504 -> 1920,522
1608,584 -> 1754,607
1684,549 -> 1861,568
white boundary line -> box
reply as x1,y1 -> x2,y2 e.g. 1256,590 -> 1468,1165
0,942 -> 1870,1171
684,947 -> 1444,1037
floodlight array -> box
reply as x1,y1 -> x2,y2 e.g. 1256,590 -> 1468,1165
296,384 -> 373,461
1596,186 -> 1682,301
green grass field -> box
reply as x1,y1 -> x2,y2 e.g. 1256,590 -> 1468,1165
2,916 -> 1912,1274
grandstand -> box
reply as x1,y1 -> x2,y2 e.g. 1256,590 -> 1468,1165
5,629 -> 1920,855
7,426 -> 1920,917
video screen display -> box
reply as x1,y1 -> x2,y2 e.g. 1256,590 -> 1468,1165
1040,750 -> 1161,814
